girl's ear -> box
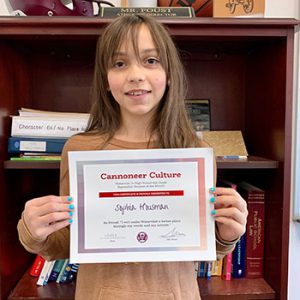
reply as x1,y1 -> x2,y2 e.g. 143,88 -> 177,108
167,79 -> 170,86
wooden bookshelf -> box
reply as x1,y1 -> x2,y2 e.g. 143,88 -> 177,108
8,270 -> 275,300
0,17 -> 298,300
3,156 -> 278,170
8,271 -> 75,300
198,277 -> 275,300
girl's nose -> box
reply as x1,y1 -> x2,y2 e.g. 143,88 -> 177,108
127,64 -> 145,83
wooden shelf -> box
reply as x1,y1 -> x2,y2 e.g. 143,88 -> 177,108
3,156 -> 278,170
8,270 -> 275,300
8,271 -> 75,300
198,277 -> 275,300
4,160 -> 61,169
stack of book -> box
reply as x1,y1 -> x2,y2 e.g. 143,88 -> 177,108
8,108 -> 89,161
30,255 -> 79,286
197,179 -> 265,280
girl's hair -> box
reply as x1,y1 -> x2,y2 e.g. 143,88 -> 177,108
86,14 -> 199,148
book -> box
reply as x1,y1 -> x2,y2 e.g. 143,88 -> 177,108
238,181 -> 265,278
10,156 -> 61,161
36,260 -> 55,286
56,259 -> 70,283
60,263 -> 80,283
48,259 -> 67,282
222,252 -> 232,280
186,99 -> 211,131
11,115 -> 88,138
8,136 -> 67,154
201,130 -> 248,158
232,233 -> 246,278
206,261 -> 212,280
211,258 -> 223,276
198,261 -> 206,278
18,107 -> 89,119
29,255 -> 45,277
58,262 -> 76,283
98,6 -> 196,18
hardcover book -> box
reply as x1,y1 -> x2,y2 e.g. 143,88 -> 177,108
186,99 -> 211,131
222,252 -> 232,280
238,181 -> 265,278
29,255 -> 45,277
48,259 -> 67,282
232,233 -> 246,278
8,136 -> 67,154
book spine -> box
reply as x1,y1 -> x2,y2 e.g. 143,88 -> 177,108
8,136 -> 67,154
246,194 -> 265,278
29,255 -> 45,277
36,260 -> 55,286
56,259 -> 69,283
222,252 -> 232,280
48,259 -> 66,282
198,261 -> 206,278
11,117 -> 87,138
232,233 -> 246,278
206,261 -> 212,280
58,262 -> 75,283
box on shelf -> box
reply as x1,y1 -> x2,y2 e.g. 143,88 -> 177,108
157,0 -> 265,18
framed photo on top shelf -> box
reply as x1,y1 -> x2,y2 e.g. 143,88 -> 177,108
185,99 -> 211,131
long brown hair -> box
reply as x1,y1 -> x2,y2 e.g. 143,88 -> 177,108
86,14 -> 199,148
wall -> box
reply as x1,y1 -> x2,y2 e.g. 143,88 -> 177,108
0,0 -> 299,299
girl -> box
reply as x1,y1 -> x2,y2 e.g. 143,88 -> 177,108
18,14 -> 248,300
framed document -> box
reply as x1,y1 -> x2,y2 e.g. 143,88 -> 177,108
68,148 -> 216,263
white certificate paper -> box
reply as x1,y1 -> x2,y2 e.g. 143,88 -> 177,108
68,148 -> 216,263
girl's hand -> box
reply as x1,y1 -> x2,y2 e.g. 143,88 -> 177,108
210,187 -> 248,242
23,195 -> 74,241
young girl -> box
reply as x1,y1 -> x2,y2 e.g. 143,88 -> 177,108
18,15 -> 248,300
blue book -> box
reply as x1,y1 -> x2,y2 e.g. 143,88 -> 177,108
232,233 -> 246,278
48,259 -> 66,282
8,136 -> 67,154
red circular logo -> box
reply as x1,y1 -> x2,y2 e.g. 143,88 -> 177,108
137,232 -> 148,243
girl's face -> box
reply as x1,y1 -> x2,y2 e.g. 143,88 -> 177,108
107,24 -> 167,122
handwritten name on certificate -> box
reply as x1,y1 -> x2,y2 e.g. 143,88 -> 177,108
68,148 -> 216,263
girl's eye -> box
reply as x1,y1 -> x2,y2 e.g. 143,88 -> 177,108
146,58 -> 159,65
113,61 -> 125,68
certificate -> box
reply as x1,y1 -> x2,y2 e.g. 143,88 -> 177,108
68,148 -> 216,263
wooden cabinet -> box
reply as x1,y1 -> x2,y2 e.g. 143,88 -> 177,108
0,17 -> 298,300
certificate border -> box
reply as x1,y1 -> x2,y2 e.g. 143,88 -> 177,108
76,158 -> 207,254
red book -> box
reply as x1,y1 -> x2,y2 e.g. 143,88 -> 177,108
238,182 -> 265,278
29,255 -> 45,277
222,252 -> 232,280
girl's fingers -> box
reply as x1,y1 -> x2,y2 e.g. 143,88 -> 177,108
34,219 -> 72,240
212,207 -> 246,226
210,187 -> 247,213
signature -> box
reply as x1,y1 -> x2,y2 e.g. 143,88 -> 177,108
160,227 -> 186,238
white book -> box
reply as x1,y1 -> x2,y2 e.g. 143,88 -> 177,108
36,260 -> 55,286
19,107 -> 90,119
11,116 -> 89,138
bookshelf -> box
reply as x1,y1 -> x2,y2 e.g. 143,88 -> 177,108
0,17 -> 298,300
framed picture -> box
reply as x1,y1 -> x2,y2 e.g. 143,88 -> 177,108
185,99 -> 211,131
